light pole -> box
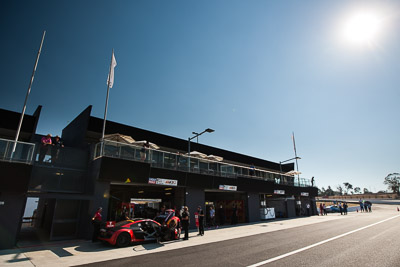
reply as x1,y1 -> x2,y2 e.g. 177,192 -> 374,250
279,157 -> 301,183
188,128 -> 214,170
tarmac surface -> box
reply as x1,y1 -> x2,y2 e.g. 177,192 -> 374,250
1,204 -> 399,267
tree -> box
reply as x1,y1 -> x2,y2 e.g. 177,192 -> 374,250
336,185 -> 343,195
325,186 -> 334,196
354,187 -> 361,194
343,182 -> 353,195
363,188 -> 370,194
383,173 -> 400,194
318,187 -> 325,196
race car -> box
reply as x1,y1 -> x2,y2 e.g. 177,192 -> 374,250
98,219 -> 162,247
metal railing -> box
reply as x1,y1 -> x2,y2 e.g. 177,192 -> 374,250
0,138 -> 35,164
93,140 -> 311,187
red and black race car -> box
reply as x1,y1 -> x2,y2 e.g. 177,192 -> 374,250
98,211 -> 181,247
98,219 -> 161,247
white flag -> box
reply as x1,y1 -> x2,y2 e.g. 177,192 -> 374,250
107,51 -> 117,88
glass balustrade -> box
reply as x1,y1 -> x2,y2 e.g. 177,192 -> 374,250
0,138 -> 35,164
93,141 -> 312,187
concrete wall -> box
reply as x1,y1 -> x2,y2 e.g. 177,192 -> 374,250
0,193 -> 26,249
247,192 -> 260,222
286,199 -> 296,217
185,187 -> 205,229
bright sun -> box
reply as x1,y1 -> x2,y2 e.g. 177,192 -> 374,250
342,11 -> 382,46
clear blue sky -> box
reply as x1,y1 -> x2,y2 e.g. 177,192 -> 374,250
1,0 -> 399,192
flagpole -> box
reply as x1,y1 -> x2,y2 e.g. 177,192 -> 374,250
292,132 -> 300,186
12,30 -> 46,155
100,49 -> 114,155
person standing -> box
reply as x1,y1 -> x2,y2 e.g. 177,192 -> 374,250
209,206 -> 216,228
197,206 -> 204,236
39,134 -> 52,162
323,203 -> 327,215
181,206 -> 190,240
118,206 -> 129,222
51,135 -> 64,164
92,207 -> 103,242
231,203 -> 238,225
319,203 -> 324,216
249,164 -> 255,176
339,203 -> 343,215
343,202 -> 348,215
359,199 -> 364,212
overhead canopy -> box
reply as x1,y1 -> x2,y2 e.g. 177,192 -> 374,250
284,170 -> 302,176
104,133 -> 135,144
206,155 -> 223,162
133,140 -> 160,150
187,151 -> 207,159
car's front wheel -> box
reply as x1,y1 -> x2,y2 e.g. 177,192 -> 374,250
116,233 -> 131,247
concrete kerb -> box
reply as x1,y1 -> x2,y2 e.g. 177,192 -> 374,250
0,213 -> 351,267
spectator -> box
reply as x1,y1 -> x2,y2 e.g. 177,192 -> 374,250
39,134 -> 52,162
209,206 -> 216,228
51,135 -> 64,164
249,164 -> 255,176
140,141 -> 150,161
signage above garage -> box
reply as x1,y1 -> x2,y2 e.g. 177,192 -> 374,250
274,190 -> 285,195
219,185 -> 237,191
148,178 -> 178,186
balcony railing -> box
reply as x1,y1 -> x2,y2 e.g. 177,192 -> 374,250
0,138 -> 35,164
93,140 -> 311,187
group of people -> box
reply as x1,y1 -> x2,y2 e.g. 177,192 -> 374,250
338,202 -> 349,215
359,199 -> 372,212
39,134 -> 64,164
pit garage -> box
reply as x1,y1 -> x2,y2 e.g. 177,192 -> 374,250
108,183 -> 185,221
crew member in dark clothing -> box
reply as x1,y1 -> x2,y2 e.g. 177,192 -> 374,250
118,206 -> 129,222
181,206 -> 190,240
197,206 -> 204,236
231,204 -> 238,225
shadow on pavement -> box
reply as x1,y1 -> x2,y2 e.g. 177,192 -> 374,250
74,242 -> 118,253
132,242 -> 164,252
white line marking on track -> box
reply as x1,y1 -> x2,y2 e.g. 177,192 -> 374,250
247,214 -> 400,267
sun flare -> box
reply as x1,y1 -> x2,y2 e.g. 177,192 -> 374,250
342,11 -> 383,46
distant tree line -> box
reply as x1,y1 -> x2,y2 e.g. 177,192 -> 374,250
318,173 -> 400,196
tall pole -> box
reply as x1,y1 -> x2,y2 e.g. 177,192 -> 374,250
12,31 -> 46,154
292,132 -> 300,186
100,49 -> 115,156
188,137 -> 191,171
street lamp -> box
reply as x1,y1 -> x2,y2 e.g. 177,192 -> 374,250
188,128 -> 214,170
279,157 -> 301,183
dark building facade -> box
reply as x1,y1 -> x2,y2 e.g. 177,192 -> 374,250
0,105 -> 317,249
